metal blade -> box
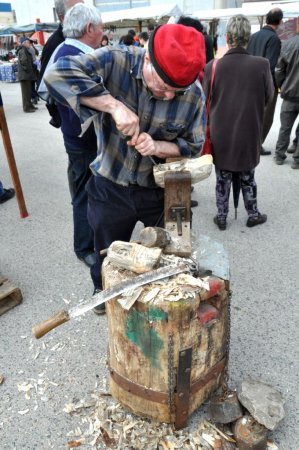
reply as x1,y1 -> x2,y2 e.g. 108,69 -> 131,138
69,263 -> 189,318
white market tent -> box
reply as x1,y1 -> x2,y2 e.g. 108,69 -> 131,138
192,1 -> 299,21
101,3 -> 182,29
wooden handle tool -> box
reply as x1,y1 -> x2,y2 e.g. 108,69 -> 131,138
32,310 -> 70,339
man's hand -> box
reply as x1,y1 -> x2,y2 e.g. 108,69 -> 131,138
80,94 -> 140,144
135,134 -> 181,159
134,132 -> 156,155
112,102 -> 140,145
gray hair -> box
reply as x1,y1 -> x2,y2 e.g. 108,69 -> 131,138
226,14 -> 251,48
63,4 -> 102,38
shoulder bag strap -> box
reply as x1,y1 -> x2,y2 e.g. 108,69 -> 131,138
206,59 -> 218,118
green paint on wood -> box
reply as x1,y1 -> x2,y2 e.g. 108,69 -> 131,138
148,307 -> 168,322
125,308 -> 166,369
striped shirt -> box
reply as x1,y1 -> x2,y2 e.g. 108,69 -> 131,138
45,45 -> 206,188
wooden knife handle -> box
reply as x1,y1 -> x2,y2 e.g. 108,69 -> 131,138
32,310 -> 70,339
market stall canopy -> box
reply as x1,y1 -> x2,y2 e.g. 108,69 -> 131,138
0,22 -> 58,36
101,3 -> 182,28
192,1 -> 299,20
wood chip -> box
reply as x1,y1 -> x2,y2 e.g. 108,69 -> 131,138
100,426 -> 116,449
67,440 -> 83,448
18,409 -> 30,415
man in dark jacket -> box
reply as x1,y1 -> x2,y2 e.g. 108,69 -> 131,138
17,37 -> 37,113
247,8 -> 283,155
274,33 -> 299,169
203,15 -> 273,230
38,0 -> 83,86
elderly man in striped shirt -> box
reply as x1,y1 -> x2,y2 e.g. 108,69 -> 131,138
45,24 -> 206,310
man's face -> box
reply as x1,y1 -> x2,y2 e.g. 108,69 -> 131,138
142,53 -> 190,101
23,40 -> 31,48
89,22 -> 104,49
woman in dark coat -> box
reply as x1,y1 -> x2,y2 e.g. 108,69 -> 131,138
203,15 -> 274,230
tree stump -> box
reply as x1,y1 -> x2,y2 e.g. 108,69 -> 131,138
102,236 -> 230,428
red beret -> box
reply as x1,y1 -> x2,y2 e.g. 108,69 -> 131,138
148,24 -> 205,88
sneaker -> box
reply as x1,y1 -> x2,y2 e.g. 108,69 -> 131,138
0,188 -> 15,204
246,213 -> 267,228
191,199 -> 198,208
92,289 -> 106,315
274,158 -> 284,165
291,161 -> 299,169
287,143 -> 296,154
213,216 -> 226,230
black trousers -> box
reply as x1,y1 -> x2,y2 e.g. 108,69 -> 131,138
20,80 -> 34,112
86,175 -> 164,289
262,88 -> 278,144
64,142 -> 97,258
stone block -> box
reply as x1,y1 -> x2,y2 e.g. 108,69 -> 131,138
237,379 -> 285,430
209,391 -> 243,424
233,415 -> 268,450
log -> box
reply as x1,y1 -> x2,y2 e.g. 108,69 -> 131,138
106,241 -> 162,274
102,258 -> 230,427
139,227 -> 171,248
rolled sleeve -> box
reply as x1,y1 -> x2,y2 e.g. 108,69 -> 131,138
44,50 -> 111,123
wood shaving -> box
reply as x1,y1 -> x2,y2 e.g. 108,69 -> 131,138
18,409 -> 30,415
63,386 -> 237,450
67,440 -> 84,448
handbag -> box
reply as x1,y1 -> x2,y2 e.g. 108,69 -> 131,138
201,59 -> 218,155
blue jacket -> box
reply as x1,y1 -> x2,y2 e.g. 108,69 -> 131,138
54,44 -> 97,151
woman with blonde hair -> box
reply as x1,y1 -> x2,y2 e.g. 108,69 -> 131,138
203,15 -> 274,230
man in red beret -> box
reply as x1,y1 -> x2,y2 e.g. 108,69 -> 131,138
45,24 -> 206,311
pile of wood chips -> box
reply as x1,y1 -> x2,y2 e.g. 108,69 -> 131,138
64,381 -> 280,450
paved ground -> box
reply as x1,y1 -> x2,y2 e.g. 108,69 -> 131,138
0,82 -> 298,449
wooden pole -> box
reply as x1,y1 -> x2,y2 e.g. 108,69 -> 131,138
0,92 -> 29,218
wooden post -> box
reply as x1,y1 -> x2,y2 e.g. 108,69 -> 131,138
0,92 -> 28,218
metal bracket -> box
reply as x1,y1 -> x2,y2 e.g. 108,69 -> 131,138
175,346 -> 192,429
171,206 -> 186,236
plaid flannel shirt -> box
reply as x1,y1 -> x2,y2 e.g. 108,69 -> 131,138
45,45 -> 206,187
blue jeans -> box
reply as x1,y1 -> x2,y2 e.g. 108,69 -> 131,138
64,143 -> 97,258
0,181 -> 3,196
86,175 -> 164,289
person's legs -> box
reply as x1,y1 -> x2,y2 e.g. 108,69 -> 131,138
262,88 -> 278,144
21,80 -> 34,112
215,168 -> 232,221
240,170 -> 267,227
87,176 -> 138,290
66,146 -> 96,259
287,122 -> 299,153
275,100 -> 298,163
291,118 -> 299,168
133,186 -> 165,228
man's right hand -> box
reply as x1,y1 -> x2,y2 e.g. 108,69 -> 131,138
81,94 -> 140,144
112,102 -> 140,145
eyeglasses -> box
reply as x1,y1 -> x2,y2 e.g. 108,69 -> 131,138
150,64 -> 191,97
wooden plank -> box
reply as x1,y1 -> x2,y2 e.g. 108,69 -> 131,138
0,278 -> 22,316
164,171 -> 192,257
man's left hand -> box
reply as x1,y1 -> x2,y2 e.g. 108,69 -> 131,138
133,132 -> 156,156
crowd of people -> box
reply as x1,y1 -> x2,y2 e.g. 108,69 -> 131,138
2,0 -> 298,311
